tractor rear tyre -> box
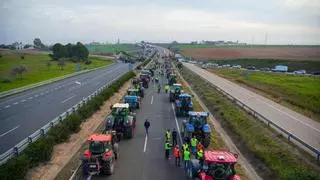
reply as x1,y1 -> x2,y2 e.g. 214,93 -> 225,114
137,103 -> 140,109
126,127 -> 134,138
103,158 -> 115,175
203,132 -> 211,148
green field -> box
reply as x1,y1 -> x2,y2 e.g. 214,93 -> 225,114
209,59 -> 320,72
85,44 -> 137,53
179,66 -> 320,180
0,53 -> 113,92
209,68 -> 320,121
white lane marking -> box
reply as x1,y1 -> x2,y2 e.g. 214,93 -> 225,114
86,175 -> 92,180
75,81 -> 81,85
61,95 -> 76,103
21,99 -> 26,102
171,103 -> 183,144
40,93 -> 44,95
46,91 -> 49,93
143,134 -> 148,153
28,97 -> 33,100
13,102 -> 19,105
151,96 -> 153,104
0,125 -> 20,137
34,95 -> 38,97
195,65 -> 320,134
55,87 -> 58,90
5,105 -> 10,108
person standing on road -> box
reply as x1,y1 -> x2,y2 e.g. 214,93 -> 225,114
144,119 -> 150,136
190,136 -> 198,155
184,148 -> 191,171
173,145 -> 181,167
165,141 -> 172,159
172,128 -> 177,146
165,84 -> 169,93
165,128 -> 171,142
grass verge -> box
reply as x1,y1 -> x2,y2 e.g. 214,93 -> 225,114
175,70 -> 249,180
0,71 -> 135,180
0,53 -> 113,92
210,68 -> 320,122
179,66 -> 320,180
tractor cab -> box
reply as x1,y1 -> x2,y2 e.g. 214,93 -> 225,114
169,83 -> 183,102
168,74 -> 177,85
127,88 -> 140,96
124,95 -> 140,109
178,93 -> 192,107
111,103 -> 129,116
175,93 -> 193,116
86,134 -> 113,157
188,111 -> 209,129
189,150 -> 240,180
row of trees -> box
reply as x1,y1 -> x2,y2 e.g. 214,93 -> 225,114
50,42 -> 89,62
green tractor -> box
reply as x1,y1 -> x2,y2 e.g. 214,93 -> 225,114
127,88 -> 143,98
105,103 -> 136,140
169,83 -> 183,102
168,74 -> 177,86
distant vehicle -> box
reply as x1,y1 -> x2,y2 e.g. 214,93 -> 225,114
272,65 -> 288,72
260,67 -> 271,72
311,71 -> 320,75
247,66 -> 256,70
294,70 -> 306,74
222,64 -> 230,68
232,65 -> 241,69
201,64 -> 207,69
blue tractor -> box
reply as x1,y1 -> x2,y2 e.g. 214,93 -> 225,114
181,111 -> 211,148
175,93 -> 193,116
124,95 -> 140,110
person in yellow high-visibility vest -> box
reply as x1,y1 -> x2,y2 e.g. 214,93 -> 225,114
197,148 -> 204,164
190,136 -> 198,154
165,128 -> 171,142
183,148 -> 191,171
165,84 -> 169,93
165,141 -> 172,159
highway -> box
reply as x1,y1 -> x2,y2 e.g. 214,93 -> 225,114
80,62 -> 186,180
184,63 -> 320,153
0,63 -> 130,154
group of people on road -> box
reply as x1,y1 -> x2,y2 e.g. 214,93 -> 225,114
164,129 -> 205,171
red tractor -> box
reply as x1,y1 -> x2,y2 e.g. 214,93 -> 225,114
188,150 -> 241,180
82,133 -> 119,176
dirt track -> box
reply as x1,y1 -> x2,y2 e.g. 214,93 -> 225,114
181,47 -> 320,61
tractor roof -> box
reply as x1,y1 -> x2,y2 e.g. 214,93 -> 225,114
179,93 -> 192,98
173,83 -> 182,86
189,111 -> 209,116
112,103 -> 129,108
125,95 -> 138,99
128,88 -> 139,91
205,150 -> 238,164
87,133 -> 111,142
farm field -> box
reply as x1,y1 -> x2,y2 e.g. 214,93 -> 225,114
0,52 -> 113,92
209,68 -> 320,122
85,44 -> 138,53
180,47 -> 320,61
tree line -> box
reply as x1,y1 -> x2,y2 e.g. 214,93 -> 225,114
50,42 -> 89,62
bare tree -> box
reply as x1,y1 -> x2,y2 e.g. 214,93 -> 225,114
11,65 -> 28,79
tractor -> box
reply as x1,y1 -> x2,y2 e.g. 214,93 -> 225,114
187,150 -> 241,180
168,74 -> 177,85
169,83 -> 183,102
82,133 -> 119,176
124,95 -> 140,110
181,111 -> 211,148
175,93 -> 193,116
139,74 -> 150,88
105,103 -> 136,139
127,88 -> 144,98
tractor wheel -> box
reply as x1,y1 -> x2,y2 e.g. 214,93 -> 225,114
103,157 -> 115,175
137,103 -> 140,109
126,127 -> 134,138
82,161 -> 89,175
203,132 -> 211,148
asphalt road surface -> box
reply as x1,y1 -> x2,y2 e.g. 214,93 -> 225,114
0,63 -> 130,154
80,62 -> 186,180
184,63 -> 320,153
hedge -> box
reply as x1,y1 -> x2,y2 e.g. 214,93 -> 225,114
0,71 -> 135,180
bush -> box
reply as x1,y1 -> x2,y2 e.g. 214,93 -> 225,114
2,77 -> 12,83
84,60 -> 92,65
0,154 -> 30,180
24,137 -> 54,167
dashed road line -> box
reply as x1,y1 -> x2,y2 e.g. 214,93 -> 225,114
4,105 -> 10,109
28,97 -> 33,100
143,134 -> 148,153
61,95 -> 76,103
151,96 -> 153,104
13,102 -> 19,105
0,125 -> 20,137
21,99 -> 26,102
171,103 -> 183,144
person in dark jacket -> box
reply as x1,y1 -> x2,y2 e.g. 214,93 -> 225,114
172,128 -> 177,146
144,119 -> 150,135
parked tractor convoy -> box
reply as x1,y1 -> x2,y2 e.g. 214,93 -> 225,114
81,53 -> 241,179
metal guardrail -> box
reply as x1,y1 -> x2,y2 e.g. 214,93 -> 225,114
189,67 -> 320,161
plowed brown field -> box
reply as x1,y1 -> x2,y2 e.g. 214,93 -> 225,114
181,47 -> 320,61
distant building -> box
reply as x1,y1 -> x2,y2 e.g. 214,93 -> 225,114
272,65 -> 288,72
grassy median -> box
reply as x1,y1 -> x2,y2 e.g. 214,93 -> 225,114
0,53 -> 113,92
209,68 -> 320,122
179,66 -> 320,180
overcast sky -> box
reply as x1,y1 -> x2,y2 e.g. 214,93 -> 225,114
1,0 -> 319,45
